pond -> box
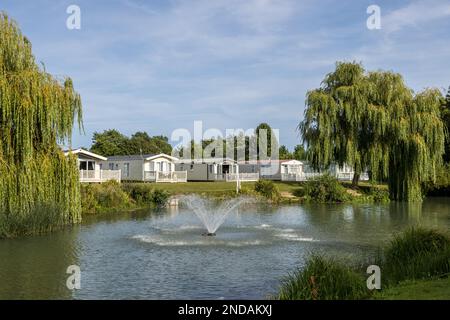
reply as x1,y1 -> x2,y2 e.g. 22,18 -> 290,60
0,198 -> 449,299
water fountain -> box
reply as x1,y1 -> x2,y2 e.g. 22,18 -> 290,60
180,195 -> 247,236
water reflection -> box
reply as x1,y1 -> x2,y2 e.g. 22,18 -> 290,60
0,230 -> 80,299
0,198 -> 449,299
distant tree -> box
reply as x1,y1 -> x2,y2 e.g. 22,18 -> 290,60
151,135 -> 173,155
292,145 -> 306,160
279,145 -> 292,160
90,130 -> 172,156
90,129 -> 128,156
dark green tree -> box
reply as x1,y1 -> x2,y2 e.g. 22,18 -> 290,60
293,145 -> 306,160
90,129 -> 128,156
279,145 -> 292,160
90,130 -> 172,156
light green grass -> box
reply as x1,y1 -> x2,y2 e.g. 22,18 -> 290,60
375,277 -> 450,300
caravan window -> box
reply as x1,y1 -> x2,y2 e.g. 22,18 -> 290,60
124,163 -> 130,177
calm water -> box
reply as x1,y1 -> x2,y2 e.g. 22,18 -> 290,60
1,198 -> 449,299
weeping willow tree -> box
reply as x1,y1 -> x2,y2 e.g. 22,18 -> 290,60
299,62 -> 370,186
300,62 -> 445,201
0,13 -> 83,237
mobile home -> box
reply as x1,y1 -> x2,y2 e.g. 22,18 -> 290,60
64,149 -> 121,183
101,153 -> 187,183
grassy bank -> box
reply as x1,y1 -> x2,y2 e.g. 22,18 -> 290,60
374,277 -> 450,300
278,227 -> 450,300
148,179 -> 388,203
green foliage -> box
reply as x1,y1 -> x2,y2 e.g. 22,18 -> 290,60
441,86 -> 450,163
90,129 -> 128,156
254,180 -> 281,201
382,227 -> 450,284
0,13 -> 82,237
150,189 -> 170,207
279,145 -> 292,160
90,129 -> 172,157
303,175 -> 350,203
293,145 -> 306,160
368,187 -> 390,203
81,180 -> 132,214
0,204 -> 66,239
278,255 -> 369,300
300,62 -> 445,201
423,163 -> 450,196
122,183 -> 170,207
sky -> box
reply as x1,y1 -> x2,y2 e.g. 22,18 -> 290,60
1,0 -> 450,150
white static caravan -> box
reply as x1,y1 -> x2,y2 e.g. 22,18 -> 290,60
101,153 -> 187,183
175,158 -> 259,182
239,159 -> 369,182
64,149 -> 121,183
238,160 -> 303,181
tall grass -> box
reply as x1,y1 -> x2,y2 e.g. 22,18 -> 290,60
381,227 -> 450,284
278,255 -> 369,300
0,204 -> 66,238
277,228 -> 450,300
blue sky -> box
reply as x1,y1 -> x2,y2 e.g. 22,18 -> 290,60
2,0 -> 450,149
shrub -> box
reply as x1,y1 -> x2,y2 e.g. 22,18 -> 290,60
254,180 -> 280,202
122,183 -> 154,203
150,189 -> 170,207
81,180 -> 132,214
369,188 -> 390,203
122,184 -> 170,207
382,227 -> 450,284
278,255 -> 369,300
303,174 -> 350,203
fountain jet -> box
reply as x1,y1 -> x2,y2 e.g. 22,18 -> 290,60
180,195 -> 247,235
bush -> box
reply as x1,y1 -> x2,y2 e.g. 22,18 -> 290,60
254,180 -> 280,202
382,227 -> 450,284
122,183 -> 170,207
81,180 -> 132,214
278,255 -> 369,300
369,188 -> 390,203
303,174 -> 350,203
122,183 -> 154,203
150,189 -> 170,207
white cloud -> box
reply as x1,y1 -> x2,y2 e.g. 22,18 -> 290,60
383,0 -> 450,33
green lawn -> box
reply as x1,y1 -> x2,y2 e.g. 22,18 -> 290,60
375,277 -> 450,300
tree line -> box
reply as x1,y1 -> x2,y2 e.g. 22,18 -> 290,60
89,124 -> 307,161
